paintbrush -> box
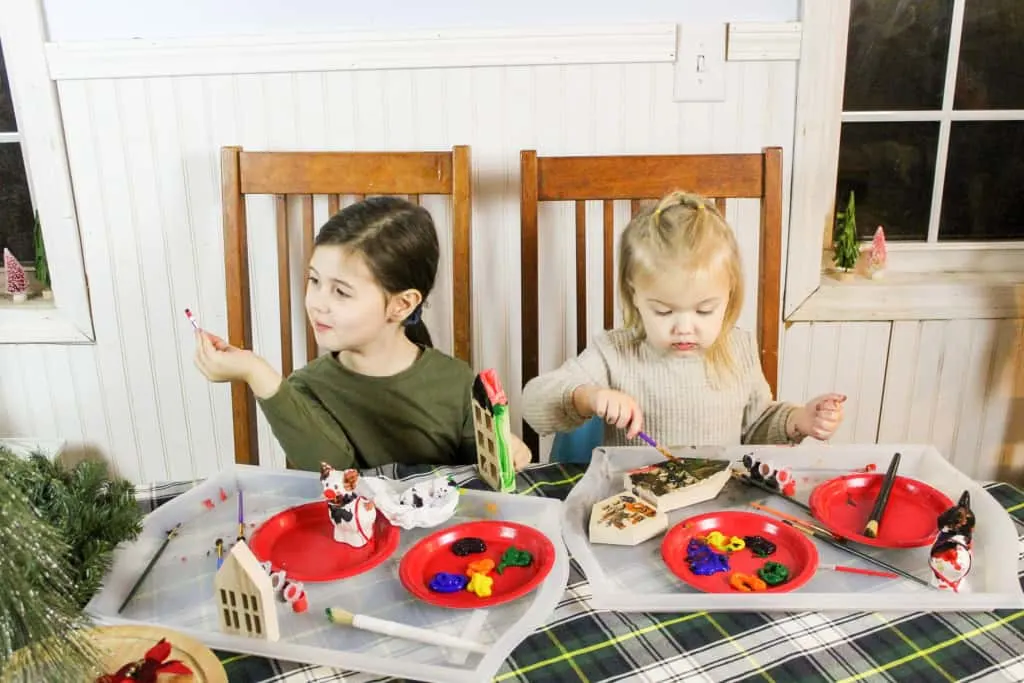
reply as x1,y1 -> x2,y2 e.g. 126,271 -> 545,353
237,489 -> 246,542
730,470 -> 812,513
118,523 -> 182,613
749,501 -> 841,540
781,519 -> 931,588
636,431 -> 677,460
325,607 -> 488,653
821,564 -> 899,579
863,452 -> 901,539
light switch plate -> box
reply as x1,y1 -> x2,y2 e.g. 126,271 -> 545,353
673,23 -> 727,102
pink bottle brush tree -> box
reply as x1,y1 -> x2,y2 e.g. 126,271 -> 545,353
868,225 -> 887,279
4,248 -> 29,302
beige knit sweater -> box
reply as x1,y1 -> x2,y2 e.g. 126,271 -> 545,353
521,327 -> 800,448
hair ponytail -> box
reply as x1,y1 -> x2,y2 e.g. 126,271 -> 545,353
402,303 -> 434,348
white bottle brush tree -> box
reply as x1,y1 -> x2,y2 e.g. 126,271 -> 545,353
833,191 -> 860,276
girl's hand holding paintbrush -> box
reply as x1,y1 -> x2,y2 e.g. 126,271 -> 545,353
190,311 -> 283,399
572,385 -> 645,438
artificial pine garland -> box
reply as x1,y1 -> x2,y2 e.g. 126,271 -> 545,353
0,446 -> 143,608
0,470 -> 101,682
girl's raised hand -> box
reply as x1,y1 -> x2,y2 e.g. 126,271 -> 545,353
589,388 -> 645,440
791,393 -> 846,441
193,330 -> 257,383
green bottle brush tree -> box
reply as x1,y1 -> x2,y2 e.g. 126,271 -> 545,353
833,190 -> 861,278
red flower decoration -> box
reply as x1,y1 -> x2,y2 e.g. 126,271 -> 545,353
96,638 -> 193,682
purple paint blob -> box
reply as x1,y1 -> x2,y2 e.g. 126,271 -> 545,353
429,572 -> 469,593
686,539 -> 729,575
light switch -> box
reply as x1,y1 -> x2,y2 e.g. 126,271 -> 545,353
673,23 -> 727,102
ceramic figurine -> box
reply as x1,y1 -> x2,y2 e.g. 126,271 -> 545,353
320,463 -> 377,548
356,475 -> 459,529
214,541 -> 280,641
928,490 -> 975,593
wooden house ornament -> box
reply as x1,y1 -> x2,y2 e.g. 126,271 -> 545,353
472,369 -> 515,493
214,540 -> 280,641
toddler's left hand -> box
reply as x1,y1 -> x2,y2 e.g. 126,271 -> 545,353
791,393 -> 846,441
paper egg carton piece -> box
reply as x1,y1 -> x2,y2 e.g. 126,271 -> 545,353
562,444 -> 1024,614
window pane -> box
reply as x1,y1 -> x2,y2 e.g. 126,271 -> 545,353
836,122 -> 939,241
955,0 -> 1024,109
0,143 -> 35,261
844,0 -> 953,111
0,41 -> 17,132
939,122 -> 1024,241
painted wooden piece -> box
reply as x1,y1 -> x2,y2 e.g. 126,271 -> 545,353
472,370 -> 515,493
624,455 -> 731,513
320,463 -> 377,548
929,490 -> 975,593
214,541 -> 279,641
588,492 -> 668,546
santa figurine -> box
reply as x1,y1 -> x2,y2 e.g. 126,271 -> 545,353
928,490 -> 975,593
320,462 -> 377,548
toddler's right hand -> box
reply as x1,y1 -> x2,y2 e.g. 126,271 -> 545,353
193,330 -> 258,383
577,386 -> 645,439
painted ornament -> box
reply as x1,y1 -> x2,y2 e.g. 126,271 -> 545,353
928,490 -> 975,593
320,463 -> 377,548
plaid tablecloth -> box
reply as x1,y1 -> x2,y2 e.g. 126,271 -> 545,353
137,464 -> 1024,683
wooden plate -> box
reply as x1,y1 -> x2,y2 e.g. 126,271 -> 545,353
86,624 -> 227,683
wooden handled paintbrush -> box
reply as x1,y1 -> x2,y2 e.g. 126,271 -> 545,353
863,452 -> 901,538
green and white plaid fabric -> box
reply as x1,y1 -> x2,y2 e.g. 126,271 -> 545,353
135,464 -> 1024,683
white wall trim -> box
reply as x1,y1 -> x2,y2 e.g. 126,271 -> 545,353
727,22 -> 801,61
45,23 -> 680,80
782,0 -> 851,320
788,272 -> 1024,321
0,0 -> 94,344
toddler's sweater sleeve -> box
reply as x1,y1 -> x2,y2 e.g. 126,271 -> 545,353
521,335 -> 613,435
737,331 -> 801,445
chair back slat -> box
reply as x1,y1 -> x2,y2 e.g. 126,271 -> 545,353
602,200 -> 615,330
222,145 -> 473,466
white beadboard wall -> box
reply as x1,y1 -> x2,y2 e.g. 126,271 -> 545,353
0,44 -> 1020,483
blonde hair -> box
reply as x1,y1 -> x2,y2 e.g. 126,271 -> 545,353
618,190 -> 744,383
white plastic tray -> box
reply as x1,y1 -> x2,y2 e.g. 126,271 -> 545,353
86,465 -> 570,683
562,444 -> 1024,614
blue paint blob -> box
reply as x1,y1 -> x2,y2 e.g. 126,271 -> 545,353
428,572 -> 469,593
686,539 -> 729,576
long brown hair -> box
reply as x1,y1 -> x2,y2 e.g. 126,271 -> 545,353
315,196 -> 438,347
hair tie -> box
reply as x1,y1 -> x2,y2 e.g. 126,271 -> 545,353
405,304 -> 423,326
653,208 -> 664,224
697,203 -> 706,212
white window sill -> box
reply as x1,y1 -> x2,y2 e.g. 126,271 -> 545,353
0,298 -> 94,343
787,270 -> 1024,322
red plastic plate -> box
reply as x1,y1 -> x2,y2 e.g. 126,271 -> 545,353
249,501 -> 400,582
809,473 -> 953,548
399,520 -> 556,609
661,511 -> 819,593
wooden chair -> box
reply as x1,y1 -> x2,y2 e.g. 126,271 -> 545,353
520,148 -> 783,453
221,145 -> 472,466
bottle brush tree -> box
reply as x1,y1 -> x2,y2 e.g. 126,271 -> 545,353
833,190 -> 861,274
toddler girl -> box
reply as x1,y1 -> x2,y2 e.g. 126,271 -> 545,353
522,191 -> 844,451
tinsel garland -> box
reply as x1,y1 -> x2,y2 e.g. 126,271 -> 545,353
0,473 -> 101,682
0,447 -> 143,608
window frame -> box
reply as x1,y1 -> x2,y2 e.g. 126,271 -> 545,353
0,0 -> 94,344
784,0 -> 1024,324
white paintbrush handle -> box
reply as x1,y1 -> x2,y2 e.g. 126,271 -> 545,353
352,614 -> 488,653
